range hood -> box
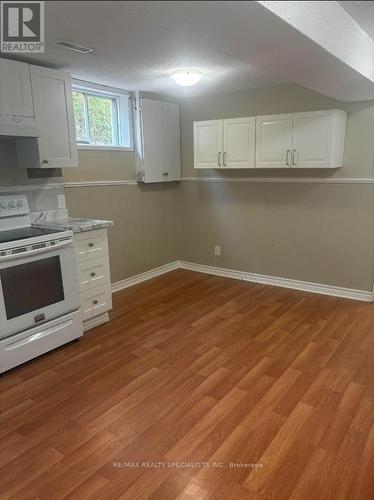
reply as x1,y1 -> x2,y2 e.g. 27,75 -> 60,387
0,115 -> 40,138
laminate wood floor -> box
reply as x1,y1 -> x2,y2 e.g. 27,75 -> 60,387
1,270 -> 373,499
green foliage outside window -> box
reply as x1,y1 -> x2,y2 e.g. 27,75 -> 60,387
72,90 -> 118,146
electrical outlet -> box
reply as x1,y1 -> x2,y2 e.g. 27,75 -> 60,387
57,194 -> 66,209
214,245 -> 221,256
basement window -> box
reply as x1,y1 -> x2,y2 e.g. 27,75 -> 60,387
72,80 -> 133,151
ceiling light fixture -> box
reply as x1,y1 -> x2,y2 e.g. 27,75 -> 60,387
170,69 -> 203,86
56,41 -> 94,54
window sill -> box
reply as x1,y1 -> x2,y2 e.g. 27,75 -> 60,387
77,144 -> 134,152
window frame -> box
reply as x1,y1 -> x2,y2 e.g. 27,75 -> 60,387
72,79 -> 134,152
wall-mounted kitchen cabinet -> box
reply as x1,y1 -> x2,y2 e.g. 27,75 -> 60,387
193,120 -> 223,169
0,59 -> 34,118
256,109 -> 347,169
255,113 -> 293,169
194,117 -> 255,169
0,57 -> 78,168
134,96 -> 181,183
26,66 -> 78,168
194,109 -> 346,170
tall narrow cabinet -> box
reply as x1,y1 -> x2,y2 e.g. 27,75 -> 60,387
134,96 -> 181,183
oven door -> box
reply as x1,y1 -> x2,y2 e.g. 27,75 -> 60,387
0,239 -> 80,339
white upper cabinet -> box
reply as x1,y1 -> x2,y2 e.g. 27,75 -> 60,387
255,114 -> 293,168
194,110 -> 346,170
223,117 -> 256,169
29,65 -> 78,168
256,110 -> 346,169
0,59 -> 34,117
291,110 -> 346,168
135,97 -> 181,183
194,117 -> 254,169
140,98 -> 164,183
194,120 -> 223,169
162,101 -> 181,182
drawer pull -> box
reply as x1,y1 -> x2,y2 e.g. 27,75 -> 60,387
88,242 -> 94,247
93,299 -> 98,305
90,272 -> 96,277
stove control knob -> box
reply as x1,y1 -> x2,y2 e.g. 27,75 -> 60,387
8,201 -> 15,208
17,200 -> 23,208
0,202 -> 7,209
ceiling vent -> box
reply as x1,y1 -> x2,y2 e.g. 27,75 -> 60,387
56,41 -> 94,54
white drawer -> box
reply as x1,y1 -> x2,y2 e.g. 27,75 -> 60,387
74,229 -> 109,263
77,256 -> 110,292
80,285 -> 112,321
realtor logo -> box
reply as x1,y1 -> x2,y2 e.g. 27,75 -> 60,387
1,1 -> 44,53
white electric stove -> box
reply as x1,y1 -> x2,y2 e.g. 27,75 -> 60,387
0,194 -> 83,373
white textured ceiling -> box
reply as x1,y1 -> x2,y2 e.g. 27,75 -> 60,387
7,1 -> 374,101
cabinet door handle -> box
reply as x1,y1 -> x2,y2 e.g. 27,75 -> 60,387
292,150 -> 297,166
42,159 -> 49,164
218,152 -> 222,167
90,272 -> 96,277
286,149 -> 291,166
223,152 -> 227,167
88,242 -> 94,247
93,299 -> 98,305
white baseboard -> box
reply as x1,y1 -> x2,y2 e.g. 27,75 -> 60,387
110,260 -> 372,302
111,261 -> 180,293
178,261 -> 373,302
83,312 -> 110,332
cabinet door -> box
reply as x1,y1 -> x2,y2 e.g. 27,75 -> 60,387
291,110 -> 341,168
30,66 -> 78,167
194,120 -> 223,169
256,114 -> 293,168
141,98 -> 165,183
223,117 -> 255,168
0,59 -> 34,117
162,101 -> 181,181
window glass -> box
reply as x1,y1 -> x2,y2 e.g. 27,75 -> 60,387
72,84 -> 132,149
86,94 -> 117,146
72,91 -> 87,143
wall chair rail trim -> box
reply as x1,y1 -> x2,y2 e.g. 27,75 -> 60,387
0,183 -> 64,193
64,180 -> 138,188
3,177 -> 373,193
182,177 -> 374,184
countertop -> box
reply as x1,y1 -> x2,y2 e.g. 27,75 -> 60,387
33,217 -> 113,234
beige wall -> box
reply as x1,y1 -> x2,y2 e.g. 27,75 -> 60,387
62,84 -> 374,292
179,182 -> 374,290
62,149 -> 135,183
64,183 -> 180,284
179,84 -> 374,291
63,150 -> 180,283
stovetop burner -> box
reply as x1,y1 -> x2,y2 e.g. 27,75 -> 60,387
0,226 -> 63,245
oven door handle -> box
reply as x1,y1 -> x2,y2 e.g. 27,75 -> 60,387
0,239 -> 73,262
